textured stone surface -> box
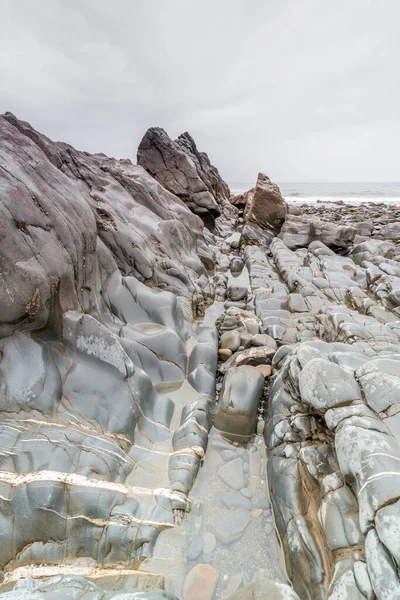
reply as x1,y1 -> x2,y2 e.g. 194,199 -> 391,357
183,564 -> 218,600
137,127 -> 230,226
3,113 -> 400,600
0,114 -> 219,593
245,173 -> 287,234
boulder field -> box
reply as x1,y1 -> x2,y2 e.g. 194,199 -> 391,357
0,114 -> 400,599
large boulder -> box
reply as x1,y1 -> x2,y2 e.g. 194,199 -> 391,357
245,173 -> 287,234
214,365 -> 265,442
137,127 -> 230,226
279,215 -> 357,251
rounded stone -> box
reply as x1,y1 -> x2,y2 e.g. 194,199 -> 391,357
203,532 -> 217,555
218,348 -> 233,360
240,487 -> 252,498
256,365 -> 272,378
187,536 -> 204,561
183,564 -> 219,600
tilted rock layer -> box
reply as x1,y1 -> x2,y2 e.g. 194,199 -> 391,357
137,127 -> 230,225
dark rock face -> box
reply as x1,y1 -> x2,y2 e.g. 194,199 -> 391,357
137,127 -> 230,226
0,113 -> 214,333
244,173 -> 287,234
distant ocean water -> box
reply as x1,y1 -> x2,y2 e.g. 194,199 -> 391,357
229,182 -> 400,204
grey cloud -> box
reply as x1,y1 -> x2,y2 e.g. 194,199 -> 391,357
0,0 -> 399,181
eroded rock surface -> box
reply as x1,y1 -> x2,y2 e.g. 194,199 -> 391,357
2,113 -> 400,600
0,114 -> 219,597
137,127 -> 230,226
244,173 -> 287,234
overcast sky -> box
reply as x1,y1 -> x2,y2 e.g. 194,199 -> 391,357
1,0 -> 399,182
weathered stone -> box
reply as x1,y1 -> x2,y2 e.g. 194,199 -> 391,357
245,173 -> 287,233
202,532 -> 217,555
138,127 -> 230,226
219,348 -> 233,360
214,366 -> 264,442
210,511 -> 250,544
220,347 -> 276,372
183,564 -> 219,600
218,457 -> 245,490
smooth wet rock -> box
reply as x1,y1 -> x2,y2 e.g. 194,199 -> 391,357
214,366 -> 264,442
220,330 -> 241,352
256,365 -> 272,378
229,285 -> 248,302
251,334 -> 277,349
230,256 -> 245,274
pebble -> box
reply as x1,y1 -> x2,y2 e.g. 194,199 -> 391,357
256,365 -> 272,377
221,449 -> 238,462
210,511 -> 251,544
264,522 -> 274,534
183,564 -> 219,600
252,509 -> 263,518
256,419 -> 265,435
218,348 -> 232,360
187,536 -> 204,561
240,487 -> 252,498
203,532 -> 217,555
221,490 -> 252,510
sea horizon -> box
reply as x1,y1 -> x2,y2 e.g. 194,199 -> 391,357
228,181 -> 400,203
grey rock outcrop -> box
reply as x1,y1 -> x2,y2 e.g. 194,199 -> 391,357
0,113 -> 219,592
279,215 -> 357,251
137,127 -> 230,226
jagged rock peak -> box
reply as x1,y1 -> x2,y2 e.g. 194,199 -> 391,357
0,112 -> 212,338
137,127 -> 230,226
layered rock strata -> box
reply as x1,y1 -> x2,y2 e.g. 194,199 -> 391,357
2,114 -> 400,600
137,128 -> 230,227
0,114 -> 219,597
